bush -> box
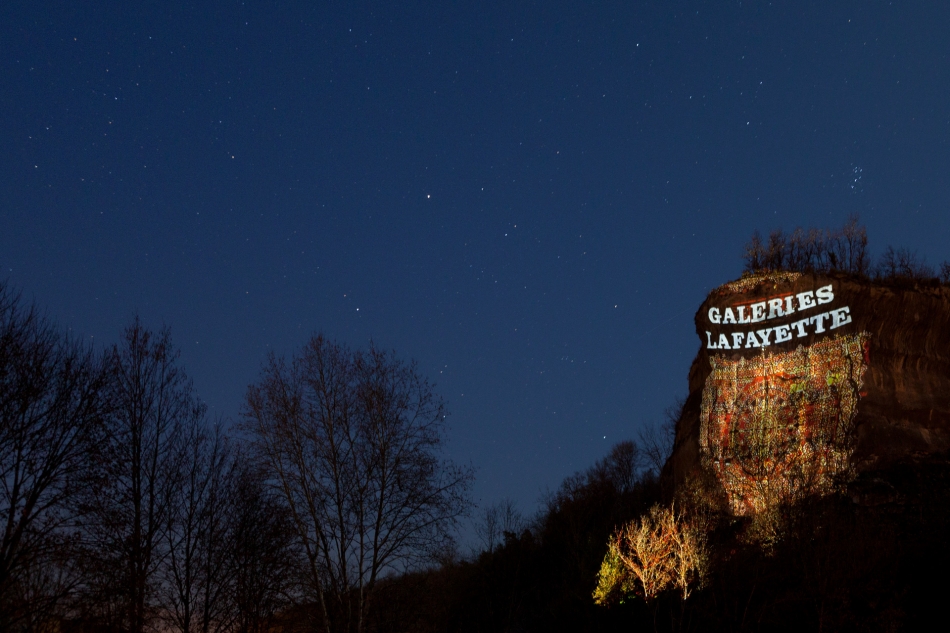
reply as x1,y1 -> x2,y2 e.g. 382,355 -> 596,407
741,215 -> 946,285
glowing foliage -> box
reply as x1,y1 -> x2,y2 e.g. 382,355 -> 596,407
700,333 -> 870,515
593,505 -> 707,604
592,538 -> 636,605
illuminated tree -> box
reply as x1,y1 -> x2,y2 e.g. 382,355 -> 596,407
593,504 -> 707,604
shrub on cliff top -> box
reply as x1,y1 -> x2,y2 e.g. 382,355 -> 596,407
742,215 -> 948,284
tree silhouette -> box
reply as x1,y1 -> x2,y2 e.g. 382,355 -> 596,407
243,335 -> 473,633
0,283 -> 110,631
84,320 -> 202,633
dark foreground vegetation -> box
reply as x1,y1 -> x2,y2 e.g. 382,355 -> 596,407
0,283 -> 471,633
366,449 -> 950,633
4,216 -> 950,633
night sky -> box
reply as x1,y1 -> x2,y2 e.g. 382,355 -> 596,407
3,1 -> 949,517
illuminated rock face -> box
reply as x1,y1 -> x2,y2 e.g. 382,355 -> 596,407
667,272 -> 950,515
700,333 -> 869,515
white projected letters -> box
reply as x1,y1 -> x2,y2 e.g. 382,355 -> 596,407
704,284 -> 853,350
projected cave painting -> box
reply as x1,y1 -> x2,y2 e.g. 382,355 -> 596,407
699,327 -> 870,516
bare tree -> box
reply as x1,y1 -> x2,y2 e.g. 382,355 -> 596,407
835,213 -> 870,275
743,231 -> 765,272
785,228 -> 812,272
875,245 -> 935,280
84,320 -> 199,633
243,335 -> 473,633
638,399 -> 681,477
764,229 -> 787,271
591,440 -> 641,494
162,421 -> 236,633
474,498 -> 524,554
0,283 -> 110,631
743,215 -> 870,276
229,464 -> 299,633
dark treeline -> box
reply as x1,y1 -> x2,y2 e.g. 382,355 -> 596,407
365,441 -> 665,633
369,451 -> 950,633
0,283 -> 471,633
743,214 -> 950,284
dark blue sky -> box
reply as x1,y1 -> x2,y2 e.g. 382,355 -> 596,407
3,1 -> 949,515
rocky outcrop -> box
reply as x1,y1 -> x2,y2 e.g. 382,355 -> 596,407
667,272 -> 950,514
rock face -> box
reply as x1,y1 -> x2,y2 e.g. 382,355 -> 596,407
667,271 -> 950,515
